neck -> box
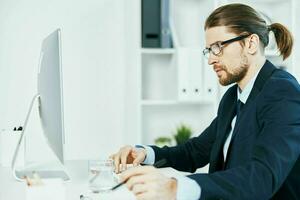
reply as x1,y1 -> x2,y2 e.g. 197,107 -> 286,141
237,56 -> 266,91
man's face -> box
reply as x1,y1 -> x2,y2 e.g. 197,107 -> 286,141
205,26 -> 249,86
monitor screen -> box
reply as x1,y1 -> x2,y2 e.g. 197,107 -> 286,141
37,29 -> 65,164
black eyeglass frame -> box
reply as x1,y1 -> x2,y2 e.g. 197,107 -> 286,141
203,34 -> 251,58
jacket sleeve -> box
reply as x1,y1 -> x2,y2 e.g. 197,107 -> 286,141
187,78 -> 300,200
151,116 -> 218,172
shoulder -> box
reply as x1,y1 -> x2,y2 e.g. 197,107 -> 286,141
261,69 -> 300,100
257,69 -> 300,122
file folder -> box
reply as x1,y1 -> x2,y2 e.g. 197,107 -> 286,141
177,48 -> 202,101
142,0 -> 172,48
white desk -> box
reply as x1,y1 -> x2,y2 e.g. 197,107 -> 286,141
0,160 -> 206,200
0,160 -> 136,200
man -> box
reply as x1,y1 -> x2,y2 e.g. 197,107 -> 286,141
110,3 -> 300,200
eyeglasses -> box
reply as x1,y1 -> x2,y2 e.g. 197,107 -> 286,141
203,34 -> 251,59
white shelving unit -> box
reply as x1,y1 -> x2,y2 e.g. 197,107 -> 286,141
138,0 -> 219,145
124,0 -> 296,145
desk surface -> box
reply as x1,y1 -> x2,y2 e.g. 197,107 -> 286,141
0,160 -> 191,200
0,160 -> 137,200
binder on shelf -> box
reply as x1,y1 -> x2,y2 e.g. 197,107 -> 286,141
188,48 -> 203,101
142,0 -> 172,48
160,0 -> 172,48
142,0 -> 160,48
176,48 -> 202,102
203,61 -> 218,101
177,48 -> 190,101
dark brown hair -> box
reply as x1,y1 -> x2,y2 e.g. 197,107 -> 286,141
205,3 -> 293,60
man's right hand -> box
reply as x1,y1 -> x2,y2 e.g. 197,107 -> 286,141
109,145 -> 147,173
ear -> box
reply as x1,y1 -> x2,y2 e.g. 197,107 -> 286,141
246,34 -> 260,55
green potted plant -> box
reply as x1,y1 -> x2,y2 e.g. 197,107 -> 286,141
173,124 -> 192,145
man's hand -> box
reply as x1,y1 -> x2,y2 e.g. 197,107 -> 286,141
121,166 -> 177,200
110,145 -> 147,173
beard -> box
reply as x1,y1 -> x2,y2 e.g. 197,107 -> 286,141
218,54 -> 249,86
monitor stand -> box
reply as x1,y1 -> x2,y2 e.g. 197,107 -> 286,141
15,167 -> 70,181
11,94 -> 70,181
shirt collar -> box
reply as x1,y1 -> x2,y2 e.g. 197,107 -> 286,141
237,69 -> 260,104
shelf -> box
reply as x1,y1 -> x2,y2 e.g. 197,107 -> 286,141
141,100 -> 214,106
141,102 -> 216,144
141,48 -> 175,54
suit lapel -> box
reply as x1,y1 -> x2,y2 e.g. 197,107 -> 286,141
219,92 -> 237,145
211,85 -> 237,171
247,60 -> 277,103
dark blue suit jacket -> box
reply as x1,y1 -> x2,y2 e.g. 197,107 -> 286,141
152,60 -> 300,199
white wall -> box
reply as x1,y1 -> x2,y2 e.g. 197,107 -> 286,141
0,0 -> 128,160
123,0 -> 142,145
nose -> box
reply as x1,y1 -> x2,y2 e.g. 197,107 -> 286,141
207,53 -> 218,66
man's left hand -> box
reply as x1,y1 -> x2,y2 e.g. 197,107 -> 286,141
121,166 -> 177,200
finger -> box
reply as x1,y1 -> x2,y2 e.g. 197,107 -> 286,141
109,153 -> 115,159
109,154 -> 117,171
125,175 -> 145,190
125,173 -> 156,190
136,191 -> 153,200
121,166 -> 155,181
121,148 -> 132,171
132,183 -> 148,195
113,153 -> 121,173
131,148 -> 139,158
132,149 -> 146,166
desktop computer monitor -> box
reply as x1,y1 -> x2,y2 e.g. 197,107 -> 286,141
12,29 -> 69,181
38,28 -> 65,164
